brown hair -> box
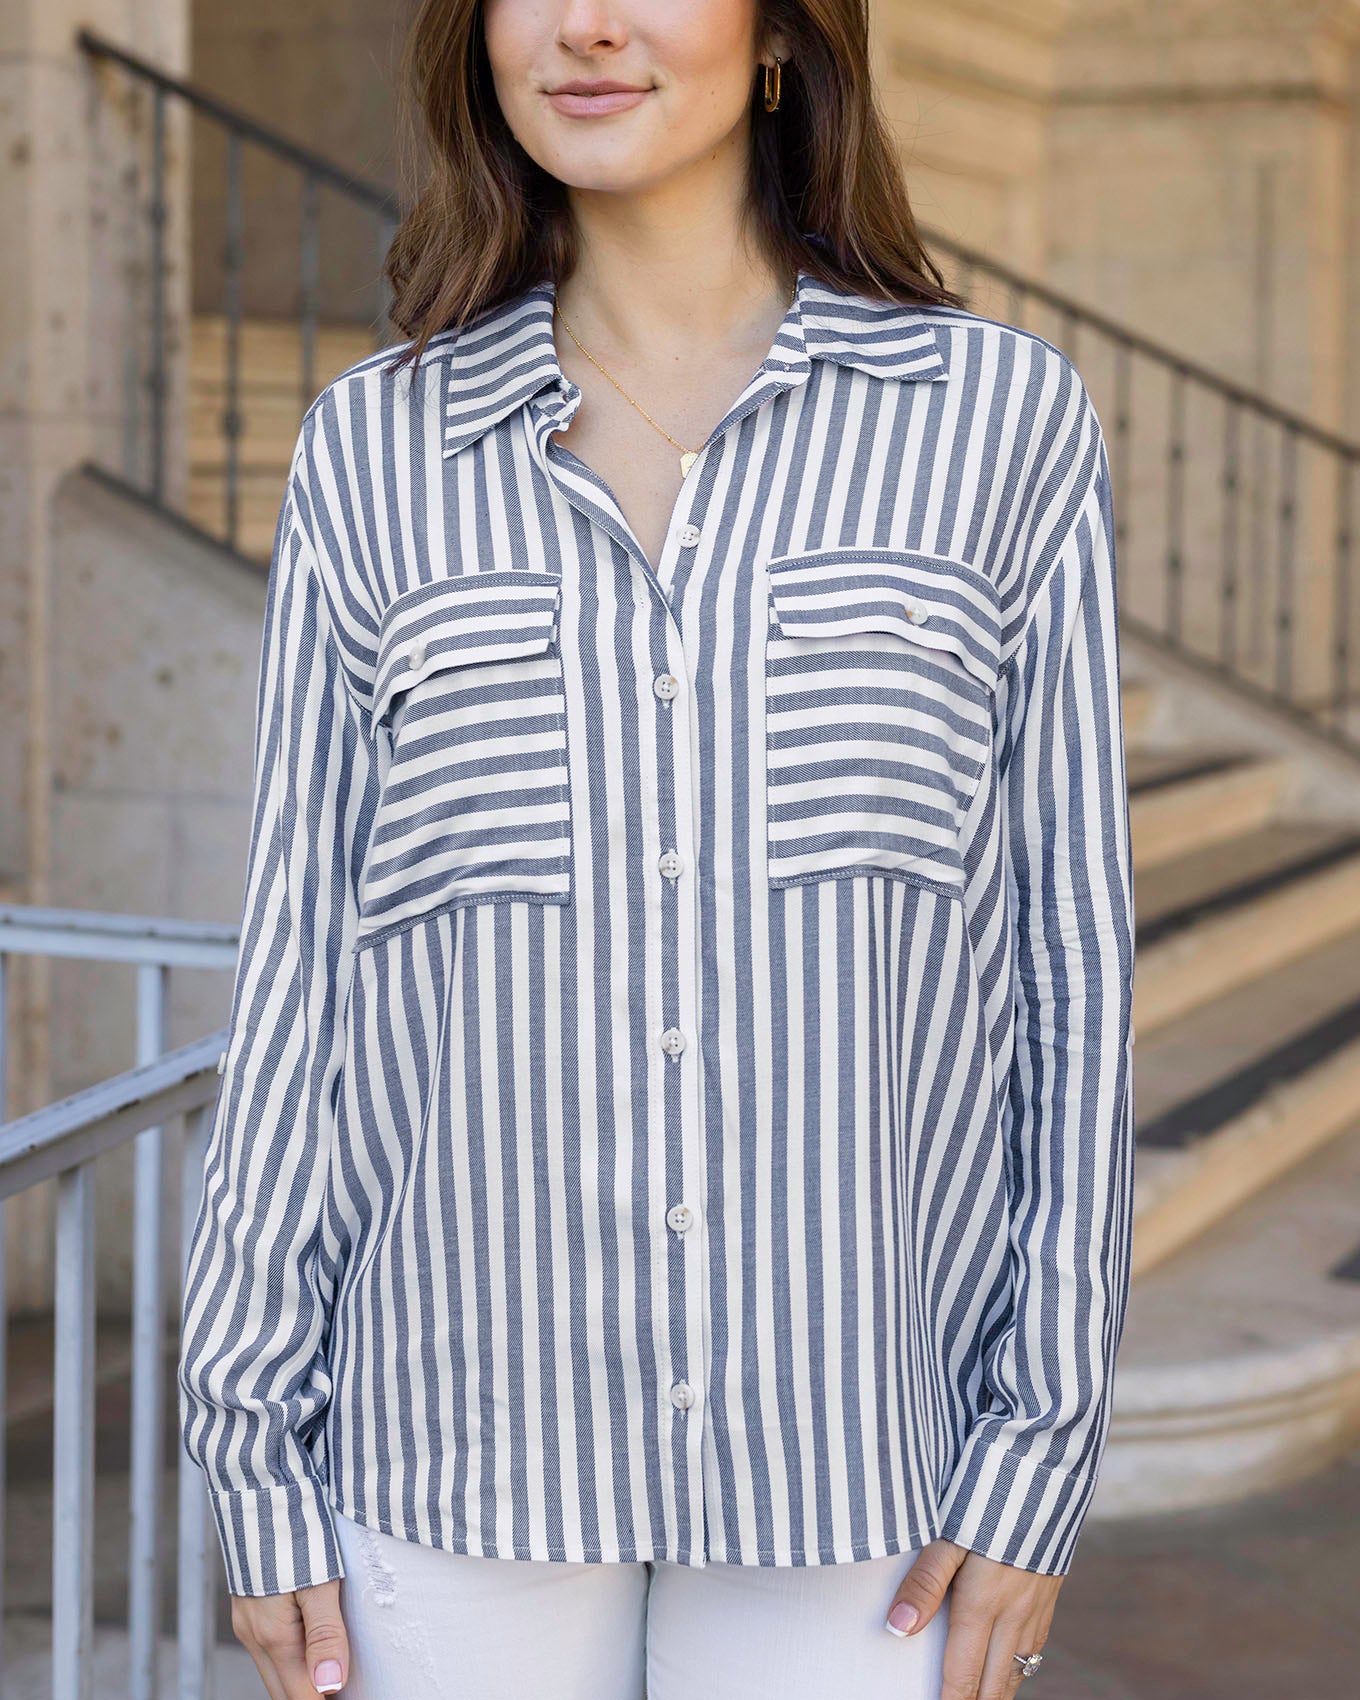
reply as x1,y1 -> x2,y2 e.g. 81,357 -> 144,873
382,0 -> 966,374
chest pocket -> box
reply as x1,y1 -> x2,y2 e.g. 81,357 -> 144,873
358,570 -> 572,947
764,547 -> 1001,898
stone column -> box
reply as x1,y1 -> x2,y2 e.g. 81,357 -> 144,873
1049,0 -> 1359,421
872,0 -> 1074,280
0,0 -> 191,1303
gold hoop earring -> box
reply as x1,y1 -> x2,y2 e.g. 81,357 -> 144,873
763,55 -> 782,113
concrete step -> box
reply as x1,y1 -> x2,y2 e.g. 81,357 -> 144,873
1120,674 -> 1157,746
1103,1110 -> 1360,1521
1128,746 -> 1292,869
190,312 -> 376,390
3,1313 -> 137,1427
1134,820 -> 1360,1034
1133,921 -> 1360,1270
0,1616 -> 261,1700
190,388 -> 318,465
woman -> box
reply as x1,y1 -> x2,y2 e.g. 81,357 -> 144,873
178,0 -> 1136,1696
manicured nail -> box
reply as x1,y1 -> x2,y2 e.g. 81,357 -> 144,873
313,1660 -> 344,1693
886,1601 -> 919,1637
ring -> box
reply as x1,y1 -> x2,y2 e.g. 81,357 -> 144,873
1013,1650 -> 1044,1678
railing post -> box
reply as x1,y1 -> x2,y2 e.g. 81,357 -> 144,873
1166,367 -> 1187,643
178,1101 -> 218,1700
1220,398 -> 1242,672
1112,337 -> 1132,577
223,130 -> 245,551
1248,406 -> 1269,672
1333,458 -> 1355,735
128,961 -> 171,1700
52,1160 -> 97,1700
300,169 -> 321,413
1276,424 -> 1298,702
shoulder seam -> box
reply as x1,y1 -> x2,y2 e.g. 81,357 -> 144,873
923,304 -> 1085,375
297,328 -> 462,433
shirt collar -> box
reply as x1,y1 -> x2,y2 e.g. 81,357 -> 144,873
441,267 -> 949,459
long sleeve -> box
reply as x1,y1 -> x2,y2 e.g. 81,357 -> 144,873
935,396 -> 1137,1575
178,433 -> 375,1597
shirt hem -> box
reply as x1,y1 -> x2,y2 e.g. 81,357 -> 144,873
327,1491 -> 938,1568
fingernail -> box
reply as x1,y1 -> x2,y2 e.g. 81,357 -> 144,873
313,1660 -> 344,1694
886,1601 -> 919,1637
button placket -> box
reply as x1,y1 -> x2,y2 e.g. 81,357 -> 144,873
651,603 -> 708,1518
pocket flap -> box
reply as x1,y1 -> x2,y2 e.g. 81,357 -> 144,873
766,547 -> 1000,692
374,571 -> 562,725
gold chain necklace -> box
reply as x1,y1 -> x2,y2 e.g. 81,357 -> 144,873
554,280 -> 798,478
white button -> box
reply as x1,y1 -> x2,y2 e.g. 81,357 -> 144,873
409,638 -> 428,668
658,850 -> 683,879
908,604 -> 929,625
666,1203 -> 695,1234
216,1049 -> 228,1076
653,673 -> 680,702
678,524 -> 702,547
669,1381 -> 696,1410
660,1027 -> 686,1057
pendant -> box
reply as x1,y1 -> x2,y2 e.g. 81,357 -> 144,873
679,450 -> 698,477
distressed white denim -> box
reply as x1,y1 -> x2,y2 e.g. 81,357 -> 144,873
331,1505 -> 951,1699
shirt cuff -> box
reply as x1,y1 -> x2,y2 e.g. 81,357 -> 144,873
934,1427 -> 1101,1576
207,1474 -> 346,1597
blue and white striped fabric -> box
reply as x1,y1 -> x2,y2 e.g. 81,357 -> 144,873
178,267 -> 1136,1598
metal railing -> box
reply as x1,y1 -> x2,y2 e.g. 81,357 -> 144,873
77,27 -> 400,560
925,227 -> 1360,760
0,907 -> 238,1700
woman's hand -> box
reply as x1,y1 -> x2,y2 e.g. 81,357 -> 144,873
885,1538 -> 1062,1698
231,1579 -> 351,1698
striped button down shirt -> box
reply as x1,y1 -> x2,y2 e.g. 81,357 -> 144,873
179,266 -> 1136,1599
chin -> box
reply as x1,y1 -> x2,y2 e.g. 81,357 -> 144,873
541,148 -> 670,197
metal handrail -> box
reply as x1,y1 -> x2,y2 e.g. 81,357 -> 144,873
0,1031 -> 225,1201
0,902 -> 241,968
77,26 -> 400,555
920,225 -> 1360,460
0,908 -> 239,1700
921,225 -> 1360,757
76,28 -> 397,212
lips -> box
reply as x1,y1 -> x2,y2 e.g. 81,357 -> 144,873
546,83 -> 654,117
552,80 -> 649,95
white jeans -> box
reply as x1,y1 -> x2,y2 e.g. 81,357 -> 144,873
331,1507 -> 950,1699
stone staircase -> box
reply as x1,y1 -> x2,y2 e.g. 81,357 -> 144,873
1104,656 -> 1360,1519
